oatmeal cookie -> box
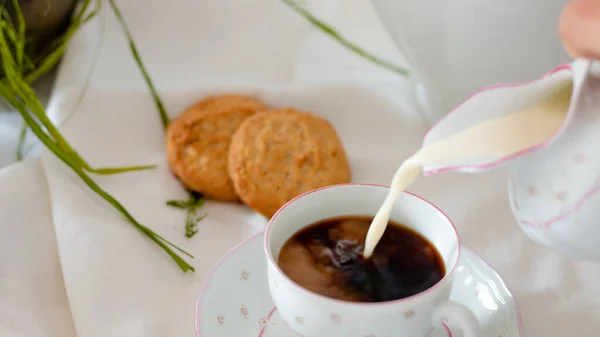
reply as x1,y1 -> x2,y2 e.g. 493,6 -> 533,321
166,94 -> 268,201
228,108 -> 351,217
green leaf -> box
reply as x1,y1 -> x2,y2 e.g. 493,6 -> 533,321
185,207 -> 206,238
108,0 -> 169,130
106,0 -> 208,239
16,121 -> 26,160
167,192 -> 207,238
281,0 -> 409,77
0,82 -> 195,272
8,0 -> 156,175
166,199 -> 192,209
0,0 -> 195,273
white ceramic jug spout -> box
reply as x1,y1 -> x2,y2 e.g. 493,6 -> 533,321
420,59 -> 600,261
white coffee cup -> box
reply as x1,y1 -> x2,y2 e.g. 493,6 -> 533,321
264,183 -> 481,337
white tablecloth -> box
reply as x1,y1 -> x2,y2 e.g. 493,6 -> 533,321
1,0 -> 599,336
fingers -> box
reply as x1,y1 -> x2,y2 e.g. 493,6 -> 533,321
559,0 -> 600,59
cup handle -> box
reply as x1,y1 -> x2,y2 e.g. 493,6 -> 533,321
432,300 -> 481,337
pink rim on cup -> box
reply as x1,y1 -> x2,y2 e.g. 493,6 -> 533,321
264,183 -> 481,337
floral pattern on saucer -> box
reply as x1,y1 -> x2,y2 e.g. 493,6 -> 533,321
195,233 -> 523,337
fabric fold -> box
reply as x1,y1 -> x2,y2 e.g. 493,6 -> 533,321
0,160 -> 77,337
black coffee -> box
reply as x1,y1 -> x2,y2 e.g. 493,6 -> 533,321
277,216 -> 445,303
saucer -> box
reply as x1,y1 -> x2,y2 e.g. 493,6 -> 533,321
194,233 -> 523,337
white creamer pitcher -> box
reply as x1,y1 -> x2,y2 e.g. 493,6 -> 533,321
420,59 -> 600,261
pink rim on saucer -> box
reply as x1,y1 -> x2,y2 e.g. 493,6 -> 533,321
194,235 -> 524,337
194,231 -> 265,337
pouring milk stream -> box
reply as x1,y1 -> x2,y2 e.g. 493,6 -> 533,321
363,59 -> 592,259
